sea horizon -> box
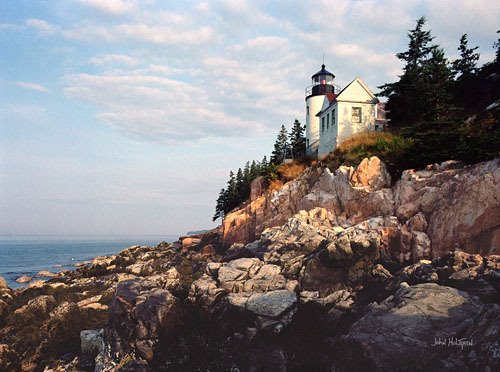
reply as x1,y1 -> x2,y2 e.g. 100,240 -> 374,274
0,234 -> 180,289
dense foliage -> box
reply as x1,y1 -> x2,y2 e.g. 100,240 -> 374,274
379,17 -> 500,169
212,158 -> 270,221
213,120 -> 306,221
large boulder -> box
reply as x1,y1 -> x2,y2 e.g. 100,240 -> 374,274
332,283 -> 500,371
244,290 -> 297,319
12,295 -> 57,323
350,156 -> 392,189
107,279 -> 182,363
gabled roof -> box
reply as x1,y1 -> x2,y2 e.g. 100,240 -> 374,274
336,77 -> 378,102
315,77 -> 378,117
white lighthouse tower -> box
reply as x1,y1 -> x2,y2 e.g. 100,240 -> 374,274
305,64 -> 340,157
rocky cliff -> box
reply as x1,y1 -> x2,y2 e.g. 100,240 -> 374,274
0,157 -> 499,371
223,157 -> 500,260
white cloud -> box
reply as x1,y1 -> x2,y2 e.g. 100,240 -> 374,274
147,64 -> 171,75
114,23 -> 218,45
89,54 -> 141,66
63,72 -> 265,143
61,24 -> 119,42
76,0 -> 138,15
14,81 -> 50,93
59,21 -> 219,46
25,18 -> 57,35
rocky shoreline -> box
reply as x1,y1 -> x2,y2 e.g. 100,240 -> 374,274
0,157 -> 499,371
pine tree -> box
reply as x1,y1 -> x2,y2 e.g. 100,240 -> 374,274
271,125 -> 289,164
378,16 -> 434,128
289,119 -> 306,158
396,16 -> 434,72
225,171 -> 238,213
260,156 -> 269,177
422,45 -> 455,122
452,34 -> 480,79
405,45 -> 460,166
243,161 -> 251,183
451,34 -> 481,112
212,188 -> 227,221
249,160 -> 259,180
235,168 -> 245,204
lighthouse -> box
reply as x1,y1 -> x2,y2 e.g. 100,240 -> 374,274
305,64 -> 339,157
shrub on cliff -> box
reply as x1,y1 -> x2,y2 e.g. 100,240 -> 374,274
326,132 -> 412,178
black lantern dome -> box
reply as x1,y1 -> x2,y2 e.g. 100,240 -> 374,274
306,64 -> 339,98
311,64 -> 335,82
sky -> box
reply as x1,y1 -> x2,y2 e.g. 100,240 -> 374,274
0,0 -> 499,237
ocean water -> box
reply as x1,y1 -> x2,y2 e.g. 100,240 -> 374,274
0,235 -> 179,289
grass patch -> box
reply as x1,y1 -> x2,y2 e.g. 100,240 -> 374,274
277,161 -> 308,182
268,179 -> 284,193
324,131 -> 413,179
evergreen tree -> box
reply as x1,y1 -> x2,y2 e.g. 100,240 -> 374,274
452,34 -> 480,79
408,45 -> 461,164
260,156 -> 269,176
289,119 -> 306,158
379,16 -> 434,128
396,16 -> 434,71
422,45 -> 456,122
451,34 -> 480,112
213,188 -> 227,221
271,125 -> 289,164
243,161 -> 251,183
225,171 -> 238,213
235,167 -> 245,202
378,17 -> 466,167
250,160 -> 259,180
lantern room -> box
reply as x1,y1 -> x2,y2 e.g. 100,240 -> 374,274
305,64 -> 340,98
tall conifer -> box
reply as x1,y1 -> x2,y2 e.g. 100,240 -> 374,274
289,119 -> 306,158
271,125 -> 289,164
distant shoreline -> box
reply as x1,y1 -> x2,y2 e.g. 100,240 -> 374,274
0,236 -> 179,289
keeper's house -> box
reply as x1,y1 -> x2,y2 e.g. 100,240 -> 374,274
305,64 -> 387,159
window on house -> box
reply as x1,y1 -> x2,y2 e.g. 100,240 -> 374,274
307,106 -> 309,115
332,109 -> 336,126
322,117 -> 325,132
326,113 -> 329,129
352,107 -> 362,123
